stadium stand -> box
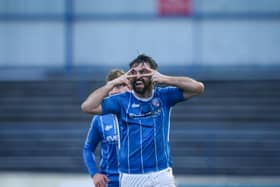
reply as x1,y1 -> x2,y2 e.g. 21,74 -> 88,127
170,79 -> 280,175
1,0 -> 280,180
0,75 -> 280,176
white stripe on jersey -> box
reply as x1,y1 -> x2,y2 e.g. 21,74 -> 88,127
166,108 -> 173,168
126,94 -> 132,173
140,119 -> 144,173
100,116 -> 104,134
85,116 -> 97,143
168,107 -> 173,142
127,126 -> 130,173
153,118 -> 159,170
114,115 -> 121,150
162,107 -> 168,167
99,116 -> 109,174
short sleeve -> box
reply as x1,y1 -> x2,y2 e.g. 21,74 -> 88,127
159,87 -> 185,107
101,93 -> 123,114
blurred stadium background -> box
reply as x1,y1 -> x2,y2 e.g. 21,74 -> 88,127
0,0 -> 280,186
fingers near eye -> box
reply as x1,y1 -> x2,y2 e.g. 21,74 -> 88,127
141,73 -> 153,77
125,69 -> 137,79
126,68 -> 135,75
142,63 -> 150,68
141,66 -> 152,72
126,74 -> 137,79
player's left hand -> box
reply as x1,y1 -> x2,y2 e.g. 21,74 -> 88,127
92,173 -> 109,187
140,64 -> 166,85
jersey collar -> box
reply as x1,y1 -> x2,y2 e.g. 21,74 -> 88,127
132,89 -> 154,102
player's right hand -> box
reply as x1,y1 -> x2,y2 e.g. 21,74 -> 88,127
92,173 -> 109,187
109,73 -> 131,89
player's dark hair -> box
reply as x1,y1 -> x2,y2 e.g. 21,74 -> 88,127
129,54 -> 158,70
106,69 -> 125,82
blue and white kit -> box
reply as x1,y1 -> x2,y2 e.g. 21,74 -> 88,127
102,86 -> 185,174
83,114 -> 120,186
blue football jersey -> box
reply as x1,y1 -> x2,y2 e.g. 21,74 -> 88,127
102,87 -> 185,174
83,114 -> 120,185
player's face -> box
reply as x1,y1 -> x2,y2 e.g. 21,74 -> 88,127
129,63 -> 152,94
109,83 -> 130,96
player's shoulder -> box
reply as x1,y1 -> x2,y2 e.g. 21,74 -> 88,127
120,90 -> 132,96
101,113 -> 115,120
155,86 -> 183,100
109,90 -> 131,99
91,114 -> 114,128
156,86 -> 178,93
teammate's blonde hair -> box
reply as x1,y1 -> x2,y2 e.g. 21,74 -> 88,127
106,69 -> 125,82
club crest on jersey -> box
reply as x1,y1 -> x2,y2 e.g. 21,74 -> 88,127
152,98 -> 160,107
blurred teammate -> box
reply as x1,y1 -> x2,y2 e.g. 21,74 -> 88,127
83,69 -> 130,187
81,54 -> 204,187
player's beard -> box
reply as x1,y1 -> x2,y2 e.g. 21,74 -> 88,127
132,78 -> 152,95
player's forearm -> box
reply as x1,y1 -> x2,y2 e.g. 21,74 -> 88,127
163,75 -> 204,97
83,146 -> 98,177
81,83 -> 115,114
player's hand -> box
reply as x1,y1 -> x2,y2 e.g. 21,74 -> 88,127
126,65 -> 154,79
92,173 -> 109,187
140,64 -> 166,85
109,73 -> 131,89
125,68 -> 138,79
